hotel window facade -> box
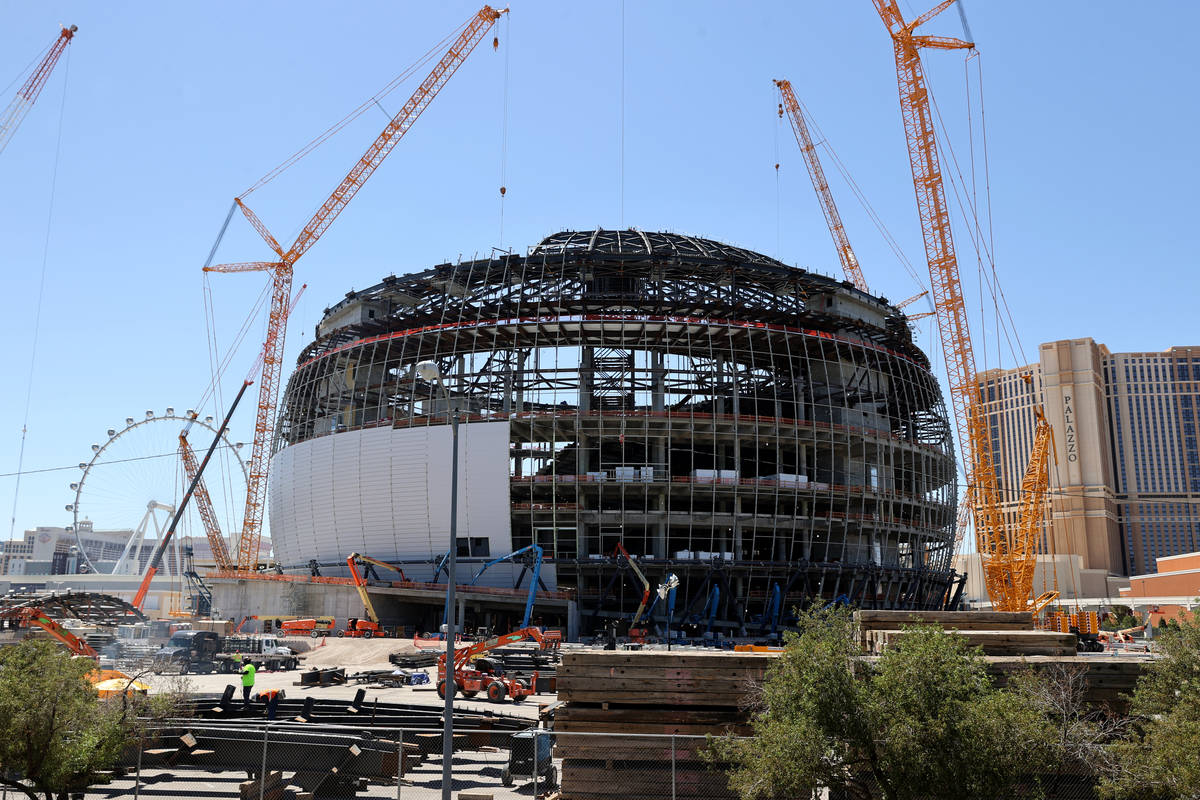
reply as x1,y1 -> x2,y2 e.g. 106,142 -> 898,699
978,339 -> 1200,576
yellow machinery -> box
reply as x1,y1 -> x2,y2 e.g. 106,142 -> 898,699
872,1 -> 1057,612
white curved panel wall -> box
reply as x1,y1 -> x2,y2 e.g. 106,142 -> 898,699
268,421 -> 514,582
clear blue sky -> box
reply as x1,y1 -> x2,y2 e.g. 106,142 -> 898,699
1,1 -> 1196,543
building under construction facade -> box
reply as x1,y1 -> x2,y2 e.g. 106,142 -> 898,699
268,229 -> 960,636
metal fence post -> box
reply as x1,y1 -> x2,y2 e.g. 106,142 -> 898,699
671,734 -> 677,800
259,722 -> 270,800
133,731 -> 144,800
532,729 -> 539,798
396,729 -> 403,800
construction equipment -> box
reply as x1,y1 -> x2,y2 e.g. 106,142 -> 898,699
502,729 -> 557,789
872,1 -> 1052,613
207,6 -> 507,573
774,78 -> 869,292
233,615 -> 256,633
437,626 -> 545,704
131,379 -> 253,610
181,544 -> 214,617
468,544 -> 546,629
338,618 -> 380,638
0,25 -> 76,157
280,617 -> 337,638
595,542 -> 651,630
346,552 -> 409,635
4,608 -> 97,658
178,419 -> 235,571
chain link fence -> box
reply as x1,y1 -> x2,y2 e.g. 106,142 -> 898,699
74,726 -> 746,800
72,724 -> 1104,800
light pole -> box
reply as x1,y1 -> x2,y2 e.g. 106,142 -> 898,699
416,360 -> 459,800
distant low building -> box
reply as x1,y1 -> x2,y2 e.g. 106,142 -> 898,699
1120,550 -> 1200,624
0,521 -> 239,577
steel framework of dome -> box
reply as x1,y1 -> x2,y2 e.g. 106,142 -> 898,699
271,229 -> 961,635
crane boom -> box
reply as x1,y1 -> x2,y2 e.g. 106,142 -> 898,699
1008,409 -> 1055,606
131,379 -> 253,610
874,1 -> 1054,612
178,427 -> 235,570
0,25 -> 76,157
774,79 -> 869,292
871,1 -> 1018,606
207,6 -> 506,572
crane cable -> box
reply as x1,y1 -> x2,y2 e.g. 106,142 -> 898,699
241,18 -> 470,200
800,102 -> 926,293
498,10 -> 510,248
8,45 -> 71,540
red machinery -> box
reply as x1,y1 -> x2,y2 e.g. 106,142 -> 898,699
437,627 -> 545,704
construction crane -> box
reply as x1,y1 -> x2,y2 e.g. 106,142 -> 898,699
207,6 -> 507,573
178,422 -> 234,571
872,1 -> 1053,612
131,379 -> 254,610
1017,406 -> 1059,613
775,79 -> 869,293
0,25 -> 76,158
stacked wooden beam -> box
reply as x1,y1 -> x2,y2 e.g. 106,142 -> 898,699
856,610 -> 1077,657
553,650 -> 772,800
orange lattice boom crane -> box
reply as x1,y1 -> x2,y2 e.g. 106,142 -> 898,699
178,422 -> 234,571
207,7 -> 507,573
774,79 -> 869,293
872,0 -> 1051,612
0,24 -> 76,157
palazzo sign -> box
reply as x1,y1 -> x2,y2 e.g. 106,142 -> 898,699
1063,394 -> 1078,462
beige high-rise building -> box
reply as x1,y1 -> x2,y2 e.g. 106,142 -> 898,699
977,339 -> 1200,578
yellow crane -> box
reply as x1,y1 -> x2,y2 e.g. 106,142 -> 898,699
872,0 -> 1055,612
774,79 -> 869,293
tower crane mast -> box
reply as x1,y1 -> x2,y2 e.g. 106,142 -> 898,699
774,79 -> 869,293
0,25 -> 76,157
872,0 -> 1049,612
207,7 -> 507,572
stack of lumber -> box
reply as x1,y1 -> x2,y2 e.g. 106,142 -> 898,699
985,655 -> 1147,714
553,649 -> 772,800
856,610 -> 1077,657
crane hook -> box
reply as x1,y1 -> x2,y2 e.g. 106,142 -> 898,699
499,186 -> 507,196
493,36 -> 499,50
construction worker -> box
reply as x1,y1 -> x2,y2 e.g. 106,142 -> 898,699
240,659 -> 257,708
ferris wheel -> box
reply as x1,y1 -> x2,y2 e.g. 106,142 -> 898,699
66,408 -> 248,576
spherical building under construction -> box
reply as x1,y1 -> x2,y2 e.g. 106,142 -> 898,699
268,229 -> 959,635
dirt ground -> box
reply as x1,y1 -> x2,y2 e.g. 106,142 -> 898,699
137,636 -> 545,720
288,635 -> 420,668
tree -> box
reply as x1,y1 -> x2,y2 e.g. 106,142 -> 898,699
708,607 -> 1062,800
0,640 -> 128,800
1100,606 -> 1200,800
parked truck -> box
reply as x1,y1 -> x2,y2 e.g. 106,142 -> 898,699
152,630 -> 299,674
